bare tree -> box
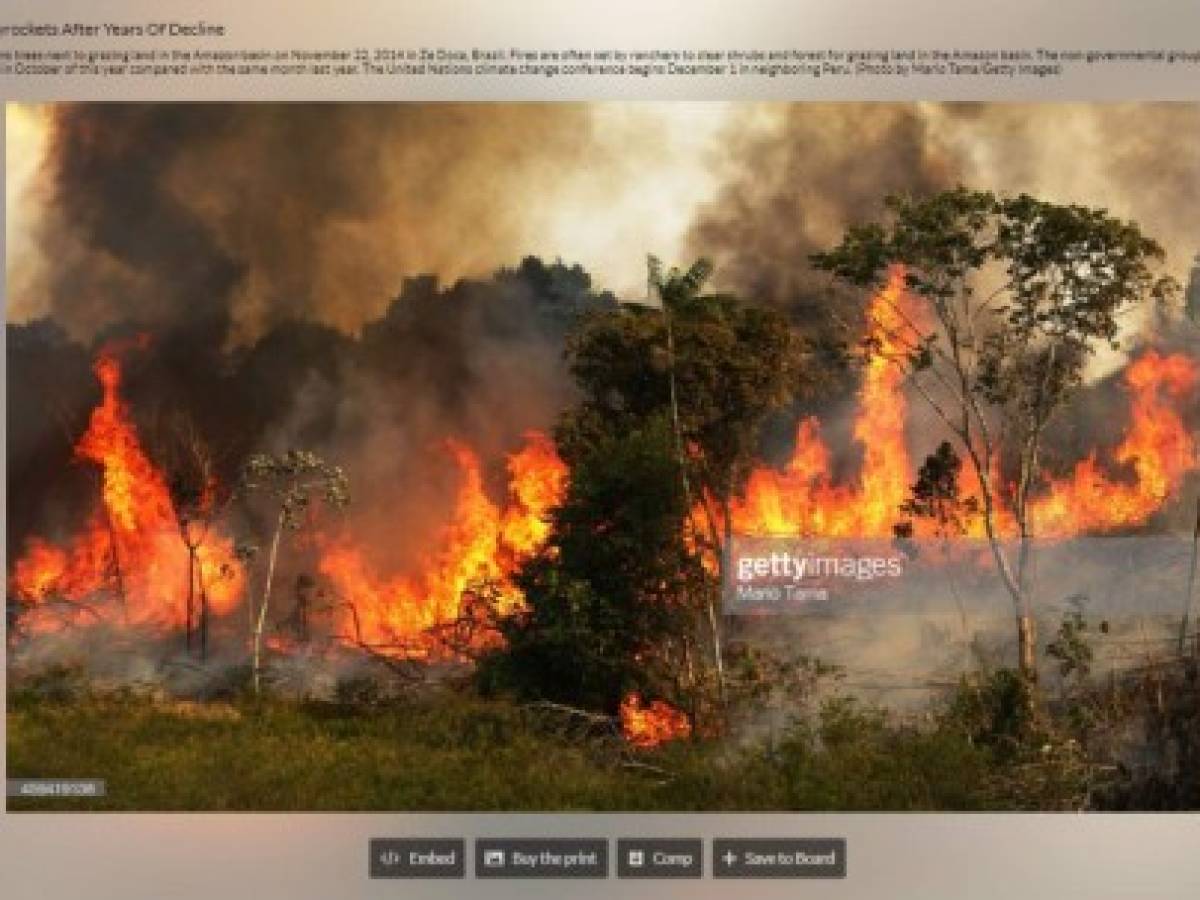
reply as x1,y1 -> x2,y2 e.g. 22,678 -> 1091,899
814,188 -> 1178,687
240,450 -> 350,694
150,410 -> 234,659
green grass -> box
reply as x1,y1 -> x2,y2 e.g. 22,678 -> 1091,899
8,688 -> 647,811
7,683 -> 1082,812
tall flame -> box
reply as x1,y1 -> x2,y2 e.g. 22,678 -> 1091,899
1031,350 -> 1197,536
731,272 -> 1198,541
317,431 -> 568,656
732,268 -> 913,537
11,341 -> 244,631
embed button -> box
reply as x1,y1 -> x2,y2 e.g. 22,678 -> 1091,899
369,838 -> 465,878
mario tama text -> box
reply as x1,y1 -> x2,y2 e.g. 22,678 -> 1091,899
724,534 -> 1200,617
728,537 -> 907,613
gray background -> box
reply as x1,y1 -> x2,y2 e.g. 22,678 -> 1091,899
3,1 -> 1200,898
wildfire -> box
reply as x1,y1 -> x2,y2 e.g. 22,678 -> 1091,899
619,692 -> 693,748
730,272 -> 1199,542
731,268 -> 913,537
10,340 -> 244,631
7,275 -> 1195,753
1032,350 -> 1197,536
317,431 -> 568,657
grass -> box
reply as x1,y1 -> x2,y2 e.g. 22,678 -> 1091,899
6,680 -> 1096,812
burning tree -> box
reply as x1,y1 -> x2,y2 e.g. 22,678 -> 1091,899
813,188 -> 1180,686
239,450 -> 350,694
487,258 -> 801,722
148,410 -> 234,660
483,417 -> 707,719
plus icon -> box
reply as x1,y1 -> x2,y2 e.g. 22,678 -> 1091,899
722,850 -> 738,868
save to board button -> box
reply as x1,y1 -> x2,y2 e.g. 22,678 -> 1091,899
713,838 -> 846,878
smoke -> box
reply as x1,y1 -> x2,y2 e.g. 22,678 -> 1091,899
683,102 -> 1200,465
7,103 -> 729,343
6,102 -> 1197,698
687,103 -> 955,323
688,103 -> 1199,314
11,105 -> 566,339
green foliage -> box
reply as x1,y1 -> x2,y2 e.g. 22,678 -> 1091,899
1045,600 -> 1095,682
6,689 -> 647,811
479,417 -> 705,713
730,698 -> 997,810
483,260 -> 806,720
944,668 -> 1038,756
561,257 -> 798,507
5,686 -> 1109,812
897,440 -> 979,538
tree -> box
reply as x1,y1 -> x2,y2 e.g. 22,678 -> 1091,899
896,441 -> 981,649
240,450 -> 349,694
481,418 -> 708,718
558,258 -> 800,701
149,409 -> 233,660
813,188 -> 1178,685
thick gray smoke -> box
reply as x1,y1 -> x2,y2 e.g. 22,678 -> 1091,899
688,103 -> 1199,316
18,104 -> 615,342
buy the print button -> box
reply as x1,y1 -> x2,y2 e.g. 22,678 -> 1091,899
713,838 -> 846,878
475,838 -> 608,878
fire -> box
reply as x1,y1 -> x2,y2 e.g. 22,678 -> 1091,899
731,268 -> 913,537
10,340 -> 244,631
731,271 -> 1198,542
619,692 -> 693,748
318,431 -> 568,657
6,276 -> 1194,752
500,431 -> 569,559
1032,350 -> 1197,536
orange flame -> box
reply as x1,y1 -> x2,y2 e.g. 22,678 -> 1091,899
10,342 -> 244,631
731,267 -> 913,537
317,431 -> 568,657
619,692 -> 692,748
731,271 -> 1198,541
1031,350 -> 1197,536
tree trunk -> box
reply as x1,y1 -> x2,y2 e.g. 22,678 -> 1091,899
1180,498 -> 1200,657
106,512 -> 127,624
252,511 -> 285,695
198,566 -> 209,662
185,545 -> 195,656
974,466 -> 1036,682
1015,532 -> 1038,683
199,585 -> 208,662
662,299 -> 726,703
